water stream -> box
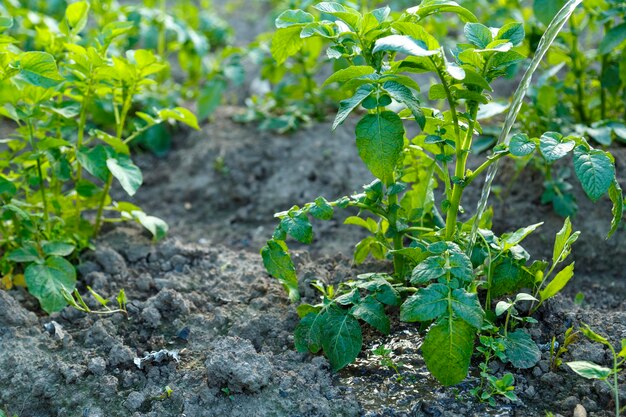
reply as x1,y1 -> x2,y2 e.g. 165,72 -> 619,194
468,0 -> 585,251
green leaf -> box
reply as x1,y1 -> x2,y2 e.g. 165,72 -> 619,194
313,2 -> 361,30
450,289 -> 484,329
407,1 -> 478,23
490,257 -> 534,298
422,316 -> 476,386
400,283 -> 448,322
16,51 -> 64,88
462,68 -> 492,91
354,275 -> 401,306
0,16 -> 13,31
540,262 -> 575,301
333,84 -> 374,129
322,306 -> 363,371
323,66 -> 375,87
64,1 -> 90,34
391,22 -> 440,50
464,23 -> 492,48
382,81 -> 425,128
372,35 -> 439,57
566,361 -> 611,380
280,214 -> 313,244
599,22 -> 626,55
261,239 -> 299,302
509,133 -> 535,157
497,22 -> 525,46
501,223 -> 543,251
539,132 -> 575,162
296,304 -> 320,319
369,6 -> 390,24
198,79 -> 226,120
294,311 -> 326,353
573,147 -> 615,202
107,155 -> 143,196
495,301 -> 513,316
42,242 -> 75,257
102,21 -> 134,43
411,256 -> 446,284
25,256 -> 77,314
93,129 -> 130,155
515,293 -> 538,303
503,330 -> 541,369
310,197 -> 333,220
580,323 -> 610,345
355,111 -> 405,185
0,175 -> 16,197
411,244 -> 474,285
77,146 -> 109,182
8,243 -> 41,263
132,211 -> 168,240
553,217 -> 579,265
300,21 -> 335,39
275,9 -> 314,28
345,216 -> 377,233
158,107 -> 200,130
313,2 -> 351,13
351,296 -> 390,334
607,180 -> 623,239
271,26 -> 303,65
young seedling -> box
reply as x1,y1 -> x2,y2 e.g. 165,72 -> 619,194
152,385 -> 174,401
567,324 -> 625,417
372,345 -> 404,382
471,335 -> 517,406
262,1 -> 621,390
61,287 -> 128,316
549,326 -> 579,371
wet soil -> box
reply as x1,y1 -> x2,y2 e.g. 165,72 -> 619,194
1,107 -> 625,417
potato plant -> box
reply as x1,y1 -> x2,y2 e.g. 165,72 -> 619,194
261,1 -> 623,388
0,3 -> 198,314
238,0 -> 416,133
1,0 -> 240,155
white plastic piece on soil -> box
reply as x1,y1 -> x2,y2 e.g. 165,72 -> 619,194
133,349 -> 180,369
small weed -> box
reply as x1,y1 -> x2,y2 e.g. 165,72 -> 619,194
153,386 -> 173,402
372,345 -> 404,382
549,326 -> 579,371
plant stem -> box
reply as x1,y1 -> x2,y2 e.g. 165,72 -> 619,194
75,83 -> 93,223
93,86 -> 134,236
124,121 -> 157,145
608,344 -> 620,417
94,175 -> 113,235
388,192 -> 405,276
432,56 -> 461,142
476,232 -> 494,308
600,54 -> 608,120
445,104 -> 478,240
295,52 -> 319,117
504,309 -> 511,337
28,120 -> 49,227
465,152 -> 509,186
